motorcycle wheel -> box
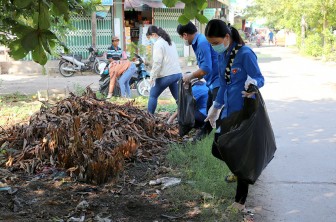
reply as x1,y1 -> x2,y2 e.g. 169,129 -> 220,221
94,61 -> 105,75
136,78 -> 151,97
59,61 -> 75,77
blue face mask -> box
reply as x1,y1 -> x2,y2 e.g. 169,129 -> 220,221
150,38 -> 157,44
212,42 -> 229,53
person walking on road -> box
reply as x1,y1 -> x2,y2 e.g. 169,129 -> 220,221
146,26 -> 182,114
176,22 -> 220,141
204,19 -> 265,212
268,30 -> 274,45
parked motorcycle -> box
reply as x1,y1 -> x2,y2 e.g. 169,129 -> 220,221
59,47 -> 106,77
131,53 -> 151,96
98,53 -> 150,97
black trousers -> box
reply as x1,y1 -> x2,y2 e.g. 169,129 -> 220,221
212,133 -> 249,205
235,178 -> 249,205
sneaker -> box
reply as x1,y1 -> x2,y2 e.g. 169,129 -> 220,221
106,93 -> 112,99
226,202 -> 245,212
225,173 -> 237,183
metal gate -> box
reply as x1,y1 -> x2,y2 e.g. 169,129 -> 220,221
154,8 -> 184,57
24,14 -> 113,60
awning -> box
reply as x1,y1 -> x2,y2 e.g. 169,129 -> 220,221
124,0 -> 185,9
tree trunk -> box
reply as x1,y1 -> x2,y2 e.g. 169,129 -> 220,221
91,12 -> 97,48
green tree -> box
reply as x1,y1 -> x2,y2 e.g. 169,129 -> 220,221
1,0 -> 217,65
245,0 -> 336,59
162,0 -> 209,25
0,0 -> 98,65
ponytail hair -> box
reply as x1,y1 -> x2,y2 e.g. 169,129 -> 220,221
146,25 -> 172,45
205,19 -> 245,45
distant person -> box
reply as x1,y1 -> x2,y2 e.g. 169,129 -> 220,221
176,21 -> 220,141
146,26 -> 182,114
268,30 -> 274,45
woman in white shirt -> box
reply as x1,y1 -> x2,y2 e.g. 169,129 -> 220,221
146,26 -> 182,114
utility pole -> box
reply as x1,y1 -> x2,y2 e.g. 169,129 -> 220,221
92,11 -> 97,48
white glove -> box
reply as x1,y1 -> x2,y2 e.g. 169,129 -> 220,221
244,75 -> 257,90
204,104 -> 223,129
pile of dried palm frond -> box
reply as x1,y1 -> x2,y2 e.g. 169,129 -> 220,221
0,88 -> 179,184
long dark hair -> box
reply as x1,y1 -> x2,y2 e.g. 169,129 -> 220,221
147,26 -> 172,45
205,19 -> 245,45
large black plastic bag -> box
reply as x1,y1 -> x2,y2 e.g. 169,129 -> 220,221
214,85 -> 277,184
98,75 -> 121,96
177,79 -> 196,136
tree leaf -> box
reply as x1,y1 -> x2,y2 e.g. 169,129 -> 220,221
162,0 -> 179,8
32,41 -> 48,65
8,39 -> 29,60
12,24 -> 35,37
13,0 -> 33,9
196,0 -> 208,11
178,14 -> 190,25
40,34 -> 51,54
41,30 -> 58,40
51,0 -> 69,18
196,14 -> 209,24
180,0 -> 193,3
39,4 -> 51,29
184,2 -> 198,20
21,31 -> 39,51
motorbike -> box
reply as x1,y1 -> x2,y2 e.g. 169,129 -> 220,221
98,53 -> 151,97
131,53 -> 151,96
59,46 -> 106,77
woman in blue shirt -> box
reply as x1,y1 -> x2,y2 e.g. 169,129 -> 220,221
204,19 -> 265,212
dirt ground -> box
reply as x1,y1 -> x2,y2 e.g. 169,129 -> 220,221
0,146 -> 202,222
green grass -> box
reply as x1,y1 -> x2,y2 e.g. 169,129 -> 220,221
166,136 -> 243,221
0,92 -> 41,127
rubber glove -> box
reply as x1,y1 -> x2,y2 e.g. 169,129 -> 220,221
204,103 -> 223,129
244,75 -> 257,90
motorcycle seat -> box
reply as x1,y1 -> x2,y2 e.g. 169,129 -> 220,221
62,54 -> 82,61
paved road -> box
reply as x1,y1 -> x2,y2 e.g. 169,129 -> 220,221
249,46 -> 336,222
0,65 -> 197,97
0,72 -> 102,95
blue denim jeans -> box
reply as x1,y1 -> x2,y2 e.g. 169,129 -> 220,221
148,73 -> 182,114
118,63 -> 136,97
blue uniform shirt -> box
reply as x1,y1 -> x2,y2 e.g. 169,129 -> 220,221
192,81 -> 209,116
214,42 -> 264,119
192,33 -> 220,90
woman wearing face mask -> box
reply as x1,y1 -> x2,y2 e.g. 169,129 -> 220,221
146,26 -> 182,114
204,19 -> 265,212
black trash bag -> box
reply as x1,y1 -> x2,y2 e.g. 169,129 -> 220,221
98,75 -> 121,97
177,79 -> 196,137
213,85 -> 277,184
